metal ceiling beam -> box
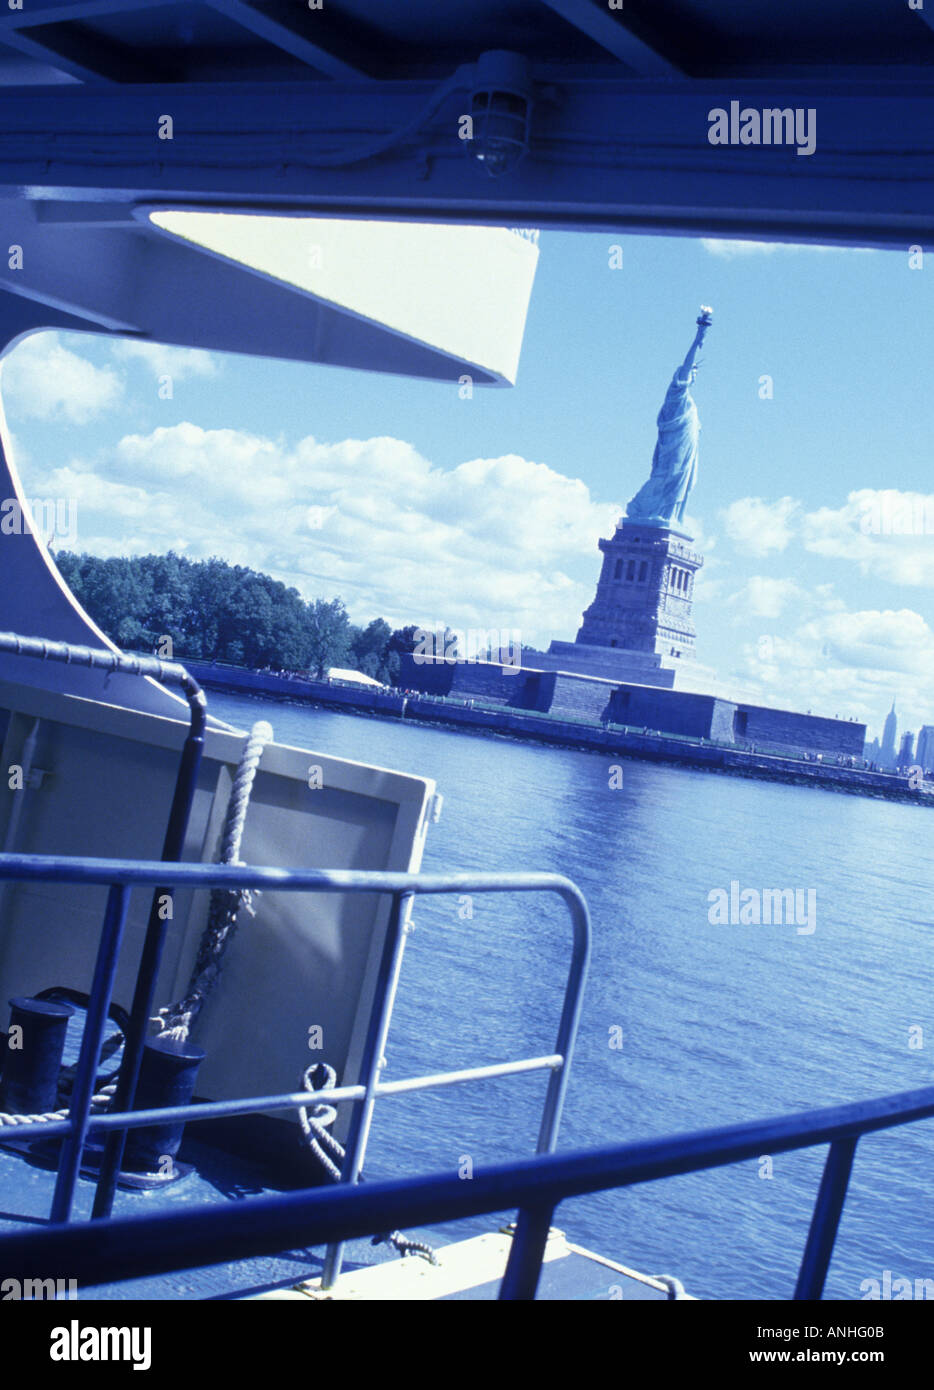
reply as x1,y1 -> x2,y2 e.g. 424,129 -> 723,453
0,80 -> 932,248
201,0 -> 370,80
0,26 -> 117,84
1,0 -> 160,26
0,8 -> 163,84
34,200 -> 138,225
0,210 -> 144,327
536,0 -> 680,76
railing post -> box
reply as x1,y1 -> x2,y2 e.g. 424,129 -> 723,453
321,889 -> 413,1290
0,637 -> 208,1223
50,883 -> 133,1223
499,1204 -> 555,1300
92,703 -> 206,1220
793,1137 -> 858,1300
536,890 -> 590,1154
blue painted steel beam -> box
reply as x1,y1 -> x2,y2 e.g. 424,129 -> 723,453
0,26 -> 114,85
536,0 -> 679,76
2,0 -> 159,24
2,1083 -> 933,1293
0,10 -> 166,85
0,81 -> 932,244
202,0 -> 371,80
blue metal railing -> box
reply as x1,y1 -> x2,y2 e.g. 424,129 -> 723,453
1,854 -> 932,1299
1,1073 -> 933,1299
0,634 -> 208,1221
0,852 -> 590,1288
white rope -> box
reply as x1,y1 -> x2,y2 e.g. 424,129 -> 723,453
154,720 -> 274,1042
0,721 -> 273,1125
0,1082 -> 116,1128
298,1063 -> 438,1266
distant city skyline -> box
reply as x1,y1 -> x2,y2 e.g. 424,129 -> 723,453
2,229 -> 933,742
863,699 -> 934,770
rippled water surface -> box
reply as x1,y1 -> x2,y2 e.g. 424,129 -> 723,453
208,689 -> 934,1300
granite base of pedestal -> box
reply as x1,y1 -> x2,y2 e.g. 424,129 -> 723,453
536,641 -> 679,689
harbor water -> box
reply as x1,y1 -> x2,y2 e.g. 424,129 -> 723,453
208,688 -> 934,1301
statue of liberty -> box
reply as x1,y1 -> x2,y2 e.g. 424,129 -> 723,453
626,307 -> 713,530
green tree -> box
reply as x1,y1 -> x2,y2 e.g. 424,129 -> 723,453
385,625 -> 421,687
349,617 -> 393,682
304,597 -> 352,678
50,552 -> 423,682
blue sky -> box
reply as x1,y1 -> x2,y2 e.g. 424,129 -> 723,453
3,229 -> 933,744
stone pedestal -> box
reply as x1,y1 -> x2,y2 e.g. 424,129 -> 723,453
530,642 -> 677,688
547,520 -> 704,684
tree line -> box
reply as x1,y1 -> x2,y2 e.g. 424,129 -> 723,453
54,551 -> 419,684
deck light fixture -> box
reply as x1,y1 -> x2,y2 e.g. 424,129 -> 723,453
467,51 -> 533,177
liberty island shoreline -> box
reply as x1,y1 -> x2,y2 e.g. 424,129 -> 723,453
184,658 -> 931,808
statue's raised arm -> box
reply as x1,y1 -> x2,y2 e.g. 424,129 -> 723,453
676,306 -> 714,384
625,307 -> 713,531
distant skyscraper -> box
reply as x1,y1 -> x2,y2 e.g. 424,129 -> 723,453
880,699 -> 898,767
899,731 -> 915,767
916,725 -> 934,771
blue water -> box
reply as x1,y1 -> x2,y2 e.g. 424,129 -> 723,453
208,689 -> 934,1300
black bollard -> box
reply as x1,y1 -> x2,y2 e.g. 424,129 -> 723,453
122,1035 -> 205,1179
0,996 -> 75,1115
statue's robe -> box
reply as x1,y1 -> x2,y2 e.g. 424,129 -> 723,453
626,369 -> 699,528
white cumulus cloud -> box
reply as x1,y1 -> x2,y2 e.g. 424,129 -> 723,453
803,489 -> 934,587
721,496 -> 799,555
729,575 -> 806,620
800,608 -> 934,678
730,604 -> 934,735
110,339 -> 220,380
702,239 -> 875,259
47,424 -> 620,648
2,332 -> 122,424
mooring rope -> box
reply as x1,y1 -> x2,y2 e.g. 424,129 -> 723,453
3,718 -> 434,1269
0,723 -> 274,1124
148,721 -> 433,1262
299,1062 -> 438,1266
154,720 -> 274,1042
0,1082 -> 116,1128
0,991 -> 128,1128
